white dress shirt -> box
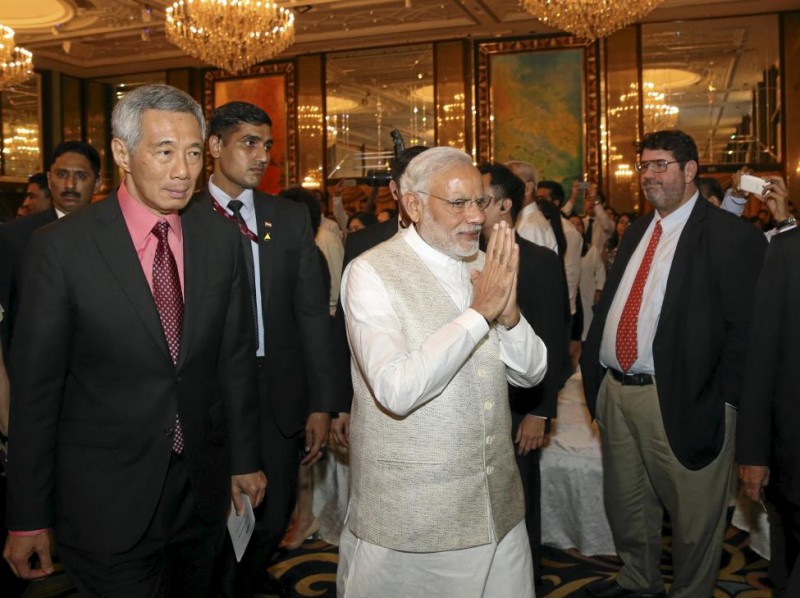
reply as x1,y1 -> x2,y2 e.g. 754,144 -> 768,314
562,216 -> 582,315
600,193 -> 698,374
207,177 -> 266,357
341,224 -> 546,417
515,202 -> 558,253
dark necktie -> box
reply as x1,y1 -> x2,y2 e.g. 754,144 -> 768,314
152,220 -> 185,454
615,220 -> 663,372
227,199 -> 259,351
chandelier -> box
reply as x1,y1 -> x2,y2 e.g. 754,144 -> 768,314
0,25 -> 33,91
520,0 -> 665,40
166,0 -> 295,73
609,82 -> 679,132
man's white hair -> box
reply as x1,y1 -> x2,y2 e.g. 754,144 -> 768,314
399,147 -> 475,197
506,160 -> 539,189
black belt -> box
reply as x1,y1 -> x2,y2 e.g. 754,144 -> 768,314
608,368 -> 654,386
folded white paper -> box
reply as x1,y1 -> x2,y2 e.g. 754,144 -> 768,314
227,494 -> 256,562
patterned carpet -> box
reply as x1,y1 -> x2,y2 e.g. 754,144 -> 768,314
17,522 -> 772,597
265,523 -> 773,598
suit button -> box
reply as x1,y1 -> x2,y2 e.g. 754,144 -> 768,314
477,368 -> 486,378
486,435 -> 494,445
176,376 -> 183,383
163,428 -> 173,437
486,465 -> 494,475
484,401 -> 493,411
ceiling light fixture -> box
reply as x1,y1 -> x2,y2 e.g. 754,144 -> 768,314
0,25 -> 33,91
165,0 -> 295,73
520,0 -> 665,40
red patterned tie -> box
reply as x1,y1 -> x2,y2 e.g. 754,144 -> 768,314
152,220 -> 185,454
615,220 -> 662,372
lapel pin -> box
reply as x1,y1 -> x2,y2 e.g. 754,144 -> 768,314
263,220 -> 272,241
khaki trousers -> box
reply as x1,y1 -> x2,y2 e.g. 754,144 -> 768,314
595,372 -> 735,597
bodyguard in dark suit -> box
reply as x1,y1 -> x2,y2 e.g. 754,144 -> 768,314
479,162 -> 570,589
0,141 -> 100,355
2,85 -> 266,597
581,130 -> 766,598
737,226 -> 800,597
202,101 -> 337,595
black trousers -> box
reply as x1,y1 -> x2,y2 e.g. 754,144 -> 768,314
58,453 -> 226,598
511,410 -> 543,586
220,360 -> 303,597
769,490 -> 800,598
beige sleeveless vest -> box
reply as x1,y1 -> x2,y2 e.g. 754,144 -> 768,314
347,234 -> 525,552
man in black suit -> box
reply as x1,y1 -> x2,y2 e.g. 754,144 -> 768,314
2,84 -> 266,597
581,130 -> 766,598
478,162 -> 570,590
0,141 -> 100,355
16,172 -> 52,218
737,224 -> 800,597
201,101 -> 336,595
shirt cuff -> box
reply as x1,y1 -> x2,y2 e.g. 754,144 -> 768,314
9,528 -> 49,537
461,308 -> 491,343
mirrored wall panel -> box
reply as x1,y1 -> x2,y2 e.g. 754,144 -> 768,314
2,76 -> 41,178
641,15 -> 780,167
326,44 -> 434,179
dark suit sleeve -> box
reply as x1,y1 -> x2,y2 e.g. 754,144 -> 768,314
293,206 -> 338,414
736,235 -> 785,465
715,223 -> 767,410
218,223 -> 261,475
6,230 -> 72,529
0,227 -> 12,354
515,245 -> 570,419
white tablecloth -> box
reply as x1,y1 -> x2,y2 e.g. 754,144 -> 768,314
540,371 -> 617,556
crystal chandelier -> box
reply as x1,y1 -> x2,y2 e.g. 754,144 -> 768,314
165,0 -> 295,74
609,82 -> 679,132
0,25 -> 33,91
520,0 -> 665,40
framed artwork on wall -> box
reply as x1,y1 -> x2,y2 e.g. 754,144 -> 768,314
205,62 -> 297,194
476,36 -> 599,198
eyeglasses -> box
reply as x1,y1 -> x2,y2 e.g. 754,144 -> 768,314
634,160 -> 683,174
414,190 -> 492,212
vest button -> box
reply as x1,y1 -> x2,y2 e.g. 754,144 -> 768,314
484,401 -> 493,411
486,465 -> 494,475
477,368 -> 486,378
486,435 -> 494,445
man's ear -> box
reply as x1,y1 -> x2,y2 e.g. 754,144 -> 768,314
401,191 -> 422,224
111,138 -> 131,173
684,160 -> 698,182
498,198 -> 513,215
208,134 -> 223,159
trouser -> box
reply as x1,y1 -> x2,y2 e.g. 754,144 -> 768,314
595,372 -> 735,597
58,453 -> 225,598
511,410 -> 542,586
219,361 -> 303,597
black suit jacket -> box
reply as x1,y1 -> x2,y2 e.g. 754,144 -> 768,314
6,192 -> 260,554
198,189 -> 337,437
737,227 -> 800,503
581,197 -> 766,469
0,208 -> 58,354
510,233 -> 570,421
333,217 -> 399,413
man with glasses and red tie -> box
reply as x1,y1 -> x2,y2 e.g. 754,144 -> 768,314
581,130 -> 766,598
337,147 -> 547,598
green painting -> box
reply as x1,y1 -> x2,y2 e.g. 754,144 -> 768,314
491,49 -> 584,185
